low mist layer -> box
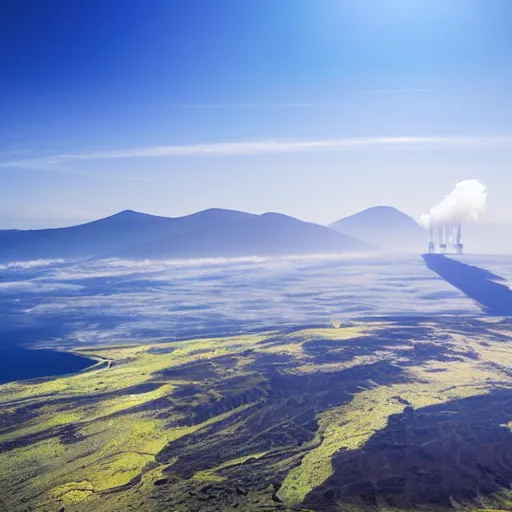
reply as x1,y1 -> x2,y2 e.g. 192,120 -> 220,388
1,254 -> 505,352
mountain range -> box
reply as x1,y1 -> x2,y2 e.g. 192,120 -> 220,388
1,207 -> 410,262
0,206 -> 434,262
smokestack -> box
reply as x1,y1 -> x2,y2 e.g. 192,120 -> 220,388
456,222 -> 463,254
421,180 -> 487,255
428,226 -> 435,253
439,226 -> 447,253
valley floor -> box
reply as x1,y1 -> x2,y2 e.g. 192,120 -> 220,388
0,318 -> 511,512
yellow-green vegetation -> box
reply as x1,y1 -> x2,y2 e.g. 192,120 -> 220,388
193,451 -> 269,482
278,378 -> 491,506
0,320 -> 511,512
49,481 -> 95,505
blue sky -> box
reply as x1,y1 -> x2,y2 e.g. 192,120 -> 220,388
2,0 -> 512,228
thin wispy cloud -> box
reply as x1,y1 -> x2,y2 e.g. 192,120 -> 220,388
34,135 -> 512,159
363,88 -> 433,94
166,103 -> 342,108
1,135 -> 512,168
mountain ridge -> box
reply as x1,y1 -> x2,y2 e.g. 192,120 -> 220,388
0,208 -> 376,262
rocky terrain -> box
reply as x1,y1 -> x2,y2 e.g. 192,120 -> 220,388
0,318 -> 511,511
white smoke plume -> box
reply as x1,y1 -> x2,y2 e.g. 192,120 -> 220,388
420,179 -> 487,228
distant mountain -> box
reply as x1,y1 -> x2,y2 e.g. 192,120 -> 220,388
118,212 -> 375,259
0,210 -> 177,262
330,206 -> 426,253
0,208 -> 375,262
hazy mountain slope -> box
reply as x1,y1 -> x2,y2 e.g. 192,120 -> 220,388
117,212 -> 376,259
0,210 -> 174,262
330,206 -> 426,253
0,208 -> 373,262
0,208 -> 254,262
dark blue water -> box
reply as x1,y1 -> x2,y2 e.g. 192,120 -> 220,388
0,348 -> 95,385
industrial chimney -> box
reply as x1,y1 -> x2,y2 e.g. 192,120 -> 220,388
428,227 -> 435,253
427,222 -> 463,254
455,222 -> 463,254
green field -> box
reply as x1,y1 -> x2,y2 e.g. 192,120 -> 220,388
1,318 -> 511,511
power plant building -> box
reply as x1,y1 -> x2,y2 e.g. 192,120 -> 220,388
428,222 -> 463,254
